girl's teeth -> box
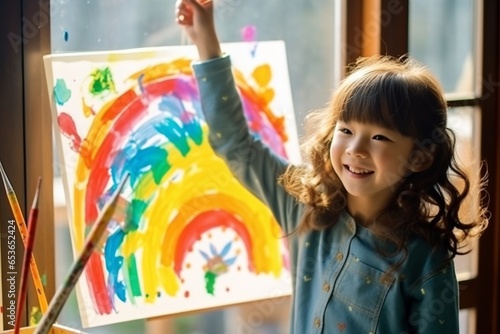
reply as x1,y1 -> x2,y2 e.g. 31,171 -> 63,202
348,166 -> 371,174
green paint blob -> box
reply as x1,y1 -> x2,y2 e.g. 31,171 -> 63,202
53,79 -> 71,105
29,307 -> 43,325
205,271 -> 217,295
153,160 -> 170,184
125,199 -> 147,232
89,67 -> 115,95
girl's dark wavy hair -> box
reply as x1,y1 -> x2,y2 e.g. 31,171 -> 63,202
281,55 -> 488,262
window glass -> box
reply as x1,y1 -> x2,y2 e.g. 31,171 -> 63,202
448,106 -> 481,281
409,2 -> 482,332
50,0 -> 336,332
409,0 -> 482,284
51,0 -> 336,138
409,0 -> 479,97
459,308 -> 476,334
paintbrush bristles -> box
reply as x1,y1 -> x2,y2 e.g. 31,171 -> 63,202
0,160 -> 14,191
31,177 -> 42,210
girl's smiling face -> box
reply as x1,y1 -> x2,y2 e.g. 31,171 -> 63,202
330,120 -> 416,220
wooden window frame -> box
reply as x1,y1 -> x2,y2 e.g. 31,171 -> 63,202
346,1 -> 500,333
0,0 -> 55,329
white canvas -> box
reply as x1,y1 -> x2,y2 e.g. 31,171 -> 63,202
43,41 -> 299,327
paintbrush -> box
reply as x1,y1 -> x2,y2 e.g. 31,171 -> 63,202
34,172 -> 130,334
13,177 -> 42,333
0,161 -> 48,313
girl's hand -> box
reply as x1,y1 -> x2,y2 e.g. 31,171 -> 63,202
175,0 -> 222,60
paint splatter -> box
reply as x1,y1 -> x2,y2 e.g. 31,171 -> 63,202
82,98 -> 96,117
89,67 -> 115,95
241,25 -> 258,56
29,307 -> 42,325
58,112 -> 82,151
252,64 -> 272,87
241,25 -> 257,42
53,79 -> 71,105
204,271 -> 216,295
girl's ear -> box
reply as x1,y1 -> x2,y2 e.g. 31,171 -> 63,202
409,145 -> 436,173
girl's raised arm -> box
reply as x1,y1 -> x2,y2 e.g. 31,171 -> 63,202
175,1 -> 303,232
175,0 -> 221,60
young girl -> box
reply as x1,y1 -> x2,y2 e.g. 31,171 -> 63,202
175,0 -> 488,333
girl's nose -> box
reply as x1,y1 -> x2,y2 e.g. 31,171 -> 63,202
346,139 -> 368,158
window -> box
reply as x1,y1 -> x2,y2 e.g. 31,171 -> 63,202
409,0 -> 479,98
344,1 -> 499,333
408,1 -> 488,333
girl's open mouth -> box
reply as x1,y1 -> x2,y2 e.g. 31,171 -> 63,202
344,165 -> 374,175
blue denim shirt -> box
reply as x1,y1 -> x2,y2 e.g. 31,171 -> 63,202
193,55 -> 460,334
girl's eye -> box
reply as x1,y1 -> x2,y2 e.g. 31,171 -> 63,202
339,128 -> 352,135
373,134 -> 390,141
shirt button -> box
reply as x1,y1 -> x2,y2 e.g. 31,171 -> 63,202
336,252 -> 344,261
314,317 -> 321,328
323,283 -> 331,292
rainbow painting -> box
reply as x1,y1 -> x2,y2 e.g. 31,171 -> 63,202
43,42 -> 299,327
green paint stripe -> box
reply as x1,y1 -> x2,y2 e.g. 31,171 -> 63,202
128,254 -> 142,297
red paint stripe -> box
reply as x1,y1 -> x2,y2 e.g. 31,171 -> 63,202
85,252 -> 113,314
80,89 -> 137,168
143,77 -> 176,96
85,97 -> 145,222
172,210 -> 253,275
101,89 -> 138,122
